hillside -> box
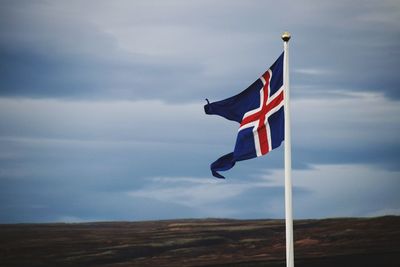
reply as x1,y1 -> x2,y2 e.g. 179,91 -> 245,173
1,216 -> 399,266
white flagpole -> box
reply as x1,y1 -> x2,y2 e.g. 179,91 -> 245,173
282,31 -> 294,267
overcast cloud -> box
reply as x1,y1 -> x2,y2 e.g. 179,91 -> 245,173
0,0 -> 399,223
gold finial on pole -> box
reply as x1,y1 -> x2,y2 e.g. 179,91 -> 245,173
281,31 -> 291,42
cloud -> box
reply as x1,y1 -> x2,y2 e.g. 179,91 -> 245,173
294,68 -> 333,76
0,1 -> 399,223
291,91 -> 400,172
3,160 -> 398,222
258,163 -> 400,218
126,175 -> 287,218
128,177 -> 243,207
365,208 -> 400,217
0,88 -> 398,196
1,0 -> 399,101
124,163 -> 400,220
292,92 -> 400,147
291,164 -> 400,218
0,98 -> 234,147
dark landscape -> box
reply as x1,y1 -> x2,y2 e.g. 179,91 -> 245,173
1,216 -> 399,267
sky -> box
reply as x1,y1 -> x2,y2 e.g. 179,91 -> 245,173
0,0 -> 399,223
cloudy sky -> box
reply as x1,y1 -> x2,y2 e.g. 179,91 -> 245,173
1,0 -> 399,223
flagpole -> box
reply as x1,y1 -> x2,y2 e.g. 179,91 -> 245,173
282,31 -> 294,267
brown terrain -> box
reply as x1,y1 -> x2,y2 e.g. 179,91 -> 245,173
1,216 -> 399,267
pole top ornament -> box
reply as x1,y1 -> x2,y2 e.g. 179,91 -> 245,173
281,32 -> 291,42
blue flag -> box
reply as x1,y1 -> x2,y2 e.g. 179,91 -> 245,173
204,53 -> 284,178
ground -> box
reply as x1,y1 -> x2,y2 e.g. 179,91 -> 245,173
1,216 -> 399,266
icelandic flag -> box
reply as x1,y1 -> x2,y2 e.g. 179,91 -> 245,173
204,53 -> 284,178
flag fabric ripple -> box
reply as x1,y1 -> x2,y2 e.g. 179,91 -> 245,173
204,53 -> 284,178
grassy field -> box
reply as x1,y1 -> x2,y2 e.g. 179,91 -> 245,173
1,216 -> 399,266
